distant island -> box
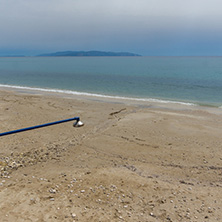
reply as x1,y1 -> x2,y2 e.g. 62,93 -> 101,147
37,50 -> 141,57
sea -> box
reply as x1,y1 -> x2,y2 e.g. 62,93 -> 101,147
0,56 -> 222,107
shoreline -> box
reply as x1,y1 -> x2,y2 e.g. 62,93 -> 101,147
0,84 -> 196,105
1,83 -> 222,111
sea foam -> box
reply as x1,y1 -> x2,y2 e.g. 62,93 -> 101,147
0,84 -> 195,106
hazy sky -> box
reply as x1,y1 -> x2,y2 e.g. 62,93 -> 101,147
1,0 -> 222,56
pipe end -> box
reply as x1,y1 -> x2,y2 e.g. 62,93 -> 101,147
73,120 -> 84,127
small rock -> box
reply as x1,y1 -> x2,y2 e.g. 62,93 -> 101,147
71,213 -> 76,218
30,198 -> 36,204
49,189 -> 56,194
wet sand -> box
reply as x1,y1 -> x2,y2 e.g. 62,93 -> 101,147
0,89 -> 222,221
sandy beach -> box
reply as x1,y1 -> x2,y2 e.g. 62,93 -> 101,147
0,88 -> 222,221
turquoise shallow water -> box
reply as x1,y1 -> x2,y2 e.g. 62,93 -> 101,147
0,57 -> 222,107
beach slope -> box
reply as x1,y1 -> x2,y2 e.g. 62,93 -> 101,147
0,90 -> 222,221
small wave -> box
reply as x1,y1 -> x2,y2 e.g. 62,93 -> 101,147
0,84 -> 196,106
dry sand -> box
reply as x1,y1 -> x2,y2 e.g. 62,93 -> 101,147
0,89 -> 222,221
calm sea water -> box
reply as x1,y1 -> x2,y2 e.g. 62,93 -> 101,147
0,57 -> 222,107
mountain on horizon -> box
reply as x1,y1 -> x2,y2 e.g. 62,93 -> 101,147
37,50 -> 141,57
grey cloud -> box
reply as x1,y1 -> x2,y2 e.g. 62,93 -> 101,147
1,0 -> 222,55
